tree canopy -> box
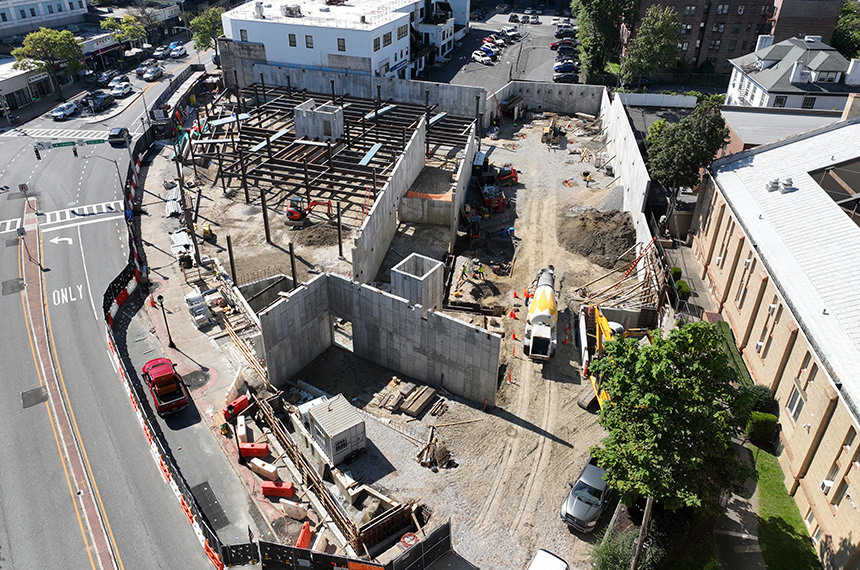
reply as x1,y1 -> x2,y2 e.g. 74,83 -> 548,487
189,7 -> 225,52
620,5 -> 681,84
573,0 -> 637,76
590,321 -> 754,515
101,14 -> 147,45
12,28 -> 84,100
832,0 -> 860,59
646,98 -> 729,190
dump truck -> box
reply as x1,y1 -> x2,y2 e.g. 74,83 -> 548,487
141,357 -> 191,415
523,266 -> 558,360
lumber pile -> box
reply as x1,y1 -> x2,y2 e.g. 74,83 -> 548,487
429,398 -> 448,418
401,385 -> 438,417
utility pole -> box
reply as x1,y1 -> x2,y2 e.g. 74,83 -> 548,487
629,496 -> 654,570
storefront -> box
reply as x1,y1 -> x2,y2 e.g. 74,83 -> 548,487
0,58 -> 58,112
82,33 -> 122,72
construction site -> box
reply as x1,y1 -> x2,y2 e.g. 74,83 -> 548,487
139,75 -> 672,569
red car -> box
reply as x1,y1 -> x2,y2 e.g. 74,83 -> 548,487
551,39 -> 574,50
142,358 -> 191,415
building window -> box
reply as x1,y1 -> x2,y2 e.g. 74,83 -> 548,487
737,3 -> 745,13
681,24 -> 693,34
373,37 -> 380,51
289,33 -> 296,47
833,481 -> 848,508
684,5 -> 696,15
305,35 -> 313,48
47,5 -> 54,13
398,24 -> 408,39
239,29 -> 248,41
717,4 -> 729,14
30,7 -> 36,16
383,32 -> 392,46
728,40 -> 737,51
761,4 -> 768,14
0,12 -> 6,20
710,40 -> 721,50
812,527 -> 823,544
733,23 -> 741,32
334,439 -> 348,452
803,363 -> 818,389
337,38 -> 346,51
786,386 -> 805,423
78,1 -> 83,8
845,427 -> 857,451
713,22 -> 725,32
20,9 -> 26,17
680,41 -> 689,51
802,97 -> 816,109
804,509 -> 815,527
774,96 -> 786,107
57,3 -> 62,11
69,2 -> 73,9
696,39 -> 702,48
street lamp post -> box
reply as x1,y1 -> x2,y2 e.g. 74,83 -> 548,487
156,294 -> 176,348
83,154 -> 124,190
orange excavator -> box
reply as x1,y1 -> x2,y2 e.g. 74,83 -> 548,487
286,196 -> 334,226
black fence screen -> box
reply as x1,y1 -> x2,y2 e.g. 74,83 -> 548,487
386,522 -> 452,570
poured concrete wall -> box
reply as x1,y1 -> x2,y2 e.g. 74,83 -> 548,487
239,274 -> 294,313
247,62 -> 487,117
259,273 -> 501,405
259,274 -> 332,382
488,81 -> 604,123
391,253 -> 444,314
352,116 -> 426,283
602,92 -> 651,214
398,196 -> 452,225
449,129 -> 477,252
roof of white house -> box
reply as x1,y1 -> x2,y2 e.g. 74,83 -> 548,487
711,118 -> 860,412
729,37 -> 853,94
721,107 -> 841,146
225,0 -> 414,29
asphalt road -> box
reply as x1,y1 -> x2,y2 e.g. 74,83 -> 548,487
0,40 -> 216,570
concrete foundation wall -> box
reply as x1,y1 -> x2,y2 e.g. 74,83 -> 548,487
391,253 -> 445,314
399,196 -> 452,225
602,92 -> 651,214
245,62 -> 487,117
259,274 -> 332,381
617,93 -> 697,108
239,275 -> 295,313
352,116 -> 427,283
450,129 -> 477,251
488,81 -> 604,123
260,273 -> 501,405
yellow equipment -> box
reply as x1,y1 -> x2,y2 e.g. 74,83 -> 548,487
584,306 -> 649,409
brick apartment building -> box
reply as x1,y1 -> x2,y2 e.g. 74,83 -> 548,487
691,118 -> 860,570
636,0 -> 841,73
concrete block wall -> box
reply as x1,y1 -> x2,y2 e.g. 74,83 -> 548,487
248,63 -> 487,117
352,116 -> 427,283
259,274 -> 332,384
258,273 -> 501,405
449,129 -> 477,251
602,92 -> 652,214
391,253 -> 444,314
488,81 -> 604,123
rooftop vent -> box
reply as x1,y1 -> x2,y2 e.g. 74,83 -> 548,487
254,1 -> 264,18
804,35 -> 822,43
766,179 -> 780,192
780,177 -> 794,193
281,4 -> 302,16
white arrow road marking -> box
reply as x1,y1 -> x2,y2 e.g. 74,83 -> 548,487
49,236 -> 74,245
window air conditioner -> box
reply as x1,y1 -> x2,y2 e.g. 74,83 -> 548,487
768,304 -> 777,315
755,341 -> 764,353
715,256 -> 723,265
744,258 -> 751,268
821,479 -> 834,494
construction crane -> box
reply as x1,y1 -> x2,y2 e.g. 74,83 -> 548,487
286,196 -> 334,226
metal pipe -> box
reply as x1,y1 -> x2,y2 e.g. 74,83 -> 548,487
289,241 -> 298,290
227,235 -> 238,284
337,201 -> 343,258
261,185 -> 271,244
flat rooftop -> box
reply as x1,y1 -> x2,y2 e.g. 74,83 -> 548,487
712,118 -> 860,412
721,106 -> 842,147
225,0 -> 415,29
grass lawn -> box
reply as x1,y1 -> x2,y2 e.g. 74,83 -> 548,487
751,444 -> 822,570
605,62 -> 620,74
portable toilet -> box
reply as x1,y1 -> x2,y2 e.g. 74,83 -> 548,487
307,394 -> 366,466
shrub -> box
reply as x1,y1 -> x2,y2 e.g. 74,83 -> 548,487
747,412 -> 778,446
670,267 -> 682,283
676,280 -> 691,301
748,384 -> 777,414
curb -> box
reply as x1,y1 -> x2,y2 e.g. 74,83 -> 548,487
86,91 -> 142,124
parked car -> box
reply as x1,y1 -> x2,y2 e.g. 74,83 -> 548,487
168,40 -> 183,50
111,82 -> 133,97
553,72 -> 579,83
526,550 -> 569,570
108,126 -> 130,146
550,39 -> 574,50
153,45 -> 169,59
557,45 -> 577,55
530,15 -> 540,23
622,76 -> 652,88
551,16 -> 560,24
509,13 -> 519,22
108,75 -> 130,88
136,58 -> 157,76
471,51 -> 493,65
554,62 -> 578,73
51,101 -> 79,120
96,70 -> 118,87
143,66 -> 164,81
560,457 -> 613,532
555,28 -> 577,38
480,44 -> 500,56
523,7 -> 534,14
82,90 -> 114,112
170,45 -> 187,58
484,36 -> 505,47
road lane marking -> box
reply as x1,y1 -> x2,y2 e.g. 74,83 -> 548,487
78,225 -> 100,322
41,200 -> 123,225
0,128 -> 110,139
40,215 -> 124,233
51,285 -> 85,305
0,217 -> 22,234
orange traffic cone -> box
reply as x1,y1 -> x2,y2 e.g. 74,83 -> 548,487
509,309 -> 517,319
563,336 -> 568,345
513,289 -> 519,299
512,331 -> 517,341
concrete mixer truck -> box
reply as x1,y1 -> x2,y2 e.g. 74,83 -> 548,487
523,266 -> 558,360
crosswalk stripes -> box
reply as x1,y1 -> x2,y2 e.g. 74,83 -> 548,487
41,201 -> 124,225
0,217 -> 22,234
0,128 -> 110,140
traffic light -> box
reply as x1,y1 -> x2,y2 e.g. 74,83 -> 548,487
34,146 -> 41,160
72,146 -> 78,158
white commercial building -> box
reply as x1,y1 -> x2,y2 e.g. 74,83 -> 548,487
726,35 -> 860,112
221,0 -> 466,79
0,0 -> 88,37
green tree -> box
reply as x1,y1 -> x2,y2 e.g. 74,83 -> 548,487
101,14 -> 147,47
573,0 -> 637,76
129,4 -> 162,39
590,321 -> 754,515
832,0 -> 860,59
189,7 -> 225,53
12,28 -> 84,101
620,5 -> 681,84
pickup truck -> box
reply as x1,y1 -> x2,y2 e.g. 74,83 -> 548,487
142,358 -> 190,415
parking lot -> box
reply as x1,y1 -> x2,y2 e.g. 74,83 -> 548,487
419,11 -> 575,95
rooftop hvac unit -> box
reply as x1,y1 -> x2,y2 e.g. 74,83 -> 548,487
254,1 -> 264,18
780,177 -> 794,193
765,179 -> 780,192
281,4 -> 302,16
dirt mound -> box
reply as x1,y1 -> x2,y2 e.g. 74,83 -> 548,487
558,209 -> 635,268
289,222 -> 345,247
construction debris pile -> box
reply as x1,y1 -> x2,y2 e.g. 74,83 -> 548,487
376,377 -> 439,417
416,427 -> 457,471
